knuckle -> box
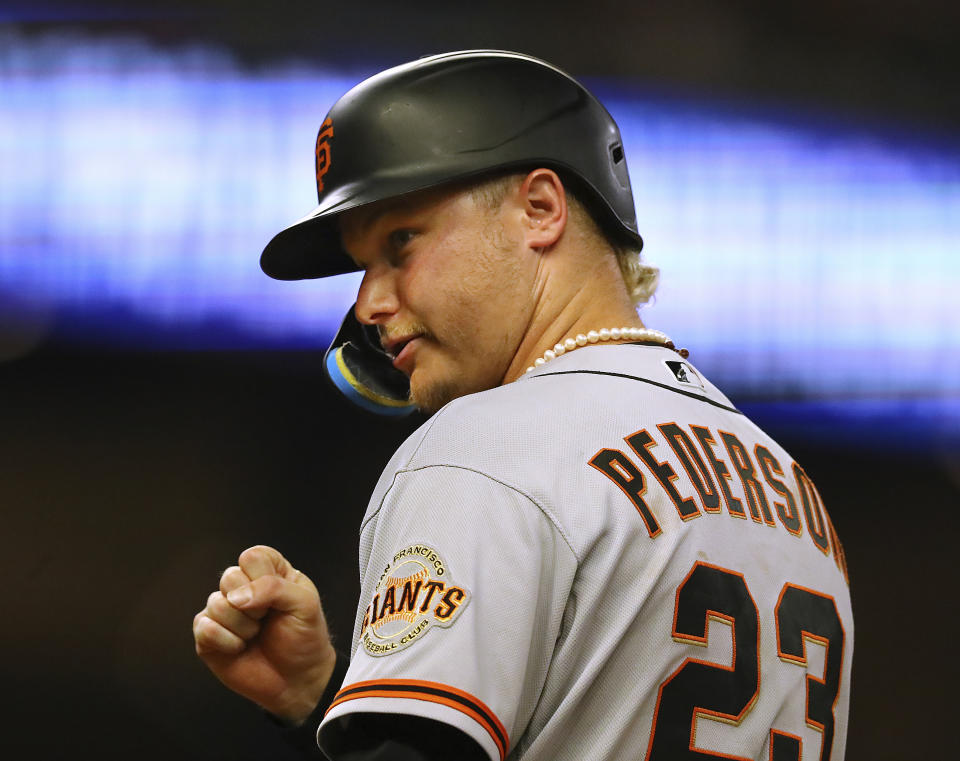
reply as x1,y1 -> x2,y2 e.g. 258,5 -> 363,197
193,616 -> 245,655
193,616 -> 216,646
239,545 -> 269,563
207,594 -> 232,621
219,566 -> 248,594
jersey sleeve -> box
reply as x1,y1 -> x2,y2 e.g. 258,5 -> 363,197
318,464 -> 578,761
319,712 -> 487,761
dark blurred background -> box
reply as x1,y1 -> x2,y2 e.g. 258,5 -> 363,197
2,2 -> 958,759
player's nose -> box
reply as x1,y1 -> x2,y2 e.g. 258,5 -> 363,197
355,265 -> 400,325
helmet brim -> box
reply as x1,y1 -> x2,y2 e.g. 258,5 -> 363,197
260,208 -> 355,281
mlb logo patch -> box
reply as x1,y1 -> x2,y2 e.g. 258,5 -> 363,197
664,360 -> 705,390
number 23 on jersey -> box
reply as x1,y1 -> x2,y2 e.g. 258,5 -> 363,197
646,562 -> 846,761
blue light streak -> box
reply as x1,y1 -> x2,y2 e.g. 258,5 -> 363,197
1,30 -> 957,431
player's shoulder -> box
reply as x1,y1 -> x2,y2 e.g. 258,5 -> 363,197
389,377 -> 549,471
397,344 -> 734,473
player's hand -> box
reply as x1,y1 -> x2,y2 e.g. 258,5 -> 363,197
193,545 -> 338,725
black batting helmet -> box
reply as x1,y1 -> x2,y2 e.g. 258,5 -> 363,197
260,50 -> 642,280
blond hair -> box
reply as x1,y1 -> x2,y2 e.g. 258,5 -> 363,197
470,172 -> 658,306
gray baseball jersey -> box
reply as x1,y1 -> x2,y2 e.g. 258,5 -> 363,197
318,343 -> 853,761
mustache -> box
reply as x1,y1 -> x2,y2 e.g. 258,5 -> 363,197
378,322 -> 431,348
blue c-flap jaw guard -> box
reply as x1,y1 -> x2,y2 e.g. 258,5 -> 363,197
323,305 -> 416,417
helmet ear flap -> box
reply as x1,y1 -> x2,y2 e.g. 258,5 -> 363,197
323,305 -> 416,416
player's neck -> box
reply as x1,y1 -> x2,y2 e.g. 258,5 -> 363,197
503,281 -> 644,385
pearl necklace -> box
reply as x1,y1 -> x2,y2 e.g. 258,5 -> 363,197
525,326 -> 684,374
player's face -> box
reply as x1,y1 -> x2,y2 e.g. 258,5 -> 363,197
340,184 -> 535,414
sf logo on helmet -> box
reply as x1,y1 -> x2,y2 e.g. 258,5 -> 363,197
315,117 -> 334,195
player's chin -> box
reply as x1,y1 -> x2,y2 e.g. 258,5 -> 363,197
408,365 -> 467,415
409,376 -> 456,416
410,363 -> 500,414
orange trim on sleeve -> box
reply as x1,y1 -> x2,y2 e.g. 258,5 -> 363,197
327,678 -> 509,760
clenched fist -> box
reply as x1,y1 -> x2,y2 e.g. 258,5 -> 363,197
193,545 -> 338,724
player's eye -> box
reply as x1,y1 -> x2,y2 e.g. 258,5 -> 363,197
388,228 -> 417,253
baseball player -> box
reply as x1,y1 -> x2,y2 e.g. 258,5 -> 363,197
193,51 -> 853,760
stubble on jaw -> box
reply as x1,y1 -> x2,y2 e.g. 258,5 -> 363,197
409,373 -> 458,416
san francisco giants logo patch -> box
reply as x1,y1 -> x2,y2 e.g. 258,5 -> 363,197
314,117 -> 334,195
360,544 -> 470,657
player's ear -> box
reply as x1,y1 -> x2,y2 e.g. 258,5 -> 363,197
518,168 -> 567,250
